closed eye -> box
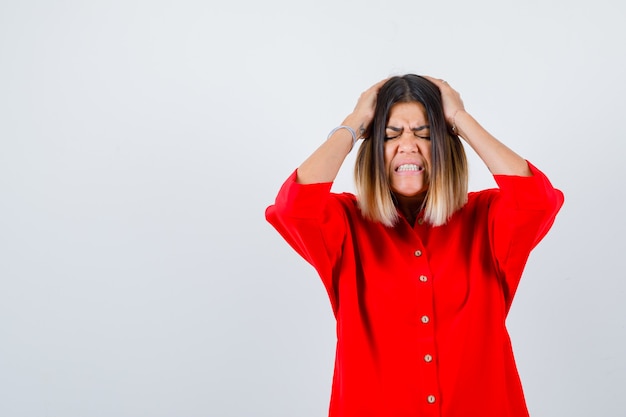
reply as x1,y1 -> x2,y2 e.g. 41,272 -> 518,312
385,133 -> 430,141
385,125 -> 430,141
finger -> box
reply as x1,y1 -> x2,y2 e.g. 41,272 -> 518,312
358,78 -> 389,107
366,77 -> 390,94
422,75 -> 450,88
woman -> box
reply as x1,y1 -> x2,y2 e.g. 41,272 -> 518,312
265,75 -> 564,417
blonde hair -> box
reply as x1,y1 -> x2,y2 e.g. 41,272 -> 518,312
354,75 -> 468,227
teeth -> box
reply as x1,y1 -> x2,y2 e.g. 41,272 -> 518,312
397,164 -> 421,172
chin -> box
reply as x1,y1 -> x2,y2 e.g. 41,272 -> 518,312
392,190 -> 428,199
393,186 -> 427,197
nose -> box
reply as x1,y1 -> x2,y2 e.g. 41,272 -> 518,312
398,132 -> 419,153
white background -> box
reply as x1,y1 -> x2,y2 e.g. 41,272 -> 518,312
1,0 -> 624,416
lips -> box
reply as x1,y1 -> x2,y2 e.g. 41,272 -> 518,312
396,163 -> 424,172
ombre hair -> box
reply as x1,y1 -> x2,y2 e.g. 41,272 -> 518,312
354,75 -> 468,227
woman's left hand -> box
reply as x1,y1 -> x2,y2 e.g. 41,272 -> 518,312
423,76 -> 465,131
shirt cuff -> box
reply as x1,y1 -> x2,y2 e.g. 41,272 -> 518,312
493,161 -> 563,210
273,169 -> 334,219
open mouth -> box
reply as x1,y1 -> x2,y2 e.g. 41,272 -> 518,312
396,163 -> 424,172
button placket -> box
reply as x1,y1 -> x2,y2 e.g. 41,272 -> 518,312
411,243 -> 440,413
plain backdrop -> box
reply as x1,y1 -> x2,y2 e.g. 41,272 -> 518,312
1,0 -> 625,416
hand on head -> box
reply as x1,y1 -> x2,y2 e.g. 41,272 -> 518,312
343,78 -> 389,138
343,75 -> 465,141
348,76 -> 465,138
422,76 -> 465,131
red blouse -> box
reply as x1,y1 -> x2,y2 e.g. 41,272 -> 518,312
265,161 -> 564,417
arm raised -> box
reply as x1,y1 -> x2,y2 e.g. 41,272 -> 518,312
424,76 -> 532,177
297,78 -> 388,184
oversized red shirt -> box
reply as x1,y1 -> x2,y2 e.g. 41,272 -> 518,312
265,161 -> 564,417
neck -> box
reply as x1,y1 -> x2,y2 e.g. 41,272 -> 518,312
394,193 -> 426,224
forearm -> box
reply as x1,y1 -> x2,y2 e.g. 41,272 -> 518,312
296,78 -> 387,185
296,120 -> 361,184
454,111 -> 532,177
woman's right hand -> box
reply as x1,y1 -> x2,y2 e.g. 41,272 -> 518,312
296,78 -> 389,184
343,78 -> 389,138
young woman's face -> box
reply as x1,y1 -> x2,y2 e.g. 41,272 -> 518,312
383,101 -> 432,199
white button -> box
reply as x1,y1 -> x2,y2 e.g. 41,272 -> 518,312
421,315 -> 430,324
419,275 -> 428,282
424,354 -> 433,362
414,250 -> 422,257
427,395 -> 436,404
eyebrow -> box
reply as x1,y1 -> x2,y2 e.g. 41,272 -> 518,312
385,125 -> 430,132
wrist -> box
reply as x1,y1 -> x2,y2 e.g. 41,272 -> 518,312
328,125 -> 358,152
450,110 -> 469,137
342,114 -> 371,138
